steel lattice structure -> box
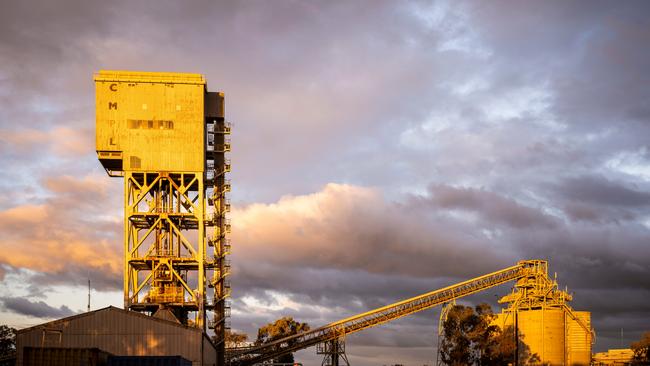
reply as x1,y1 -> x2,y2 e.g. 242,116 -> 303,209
206,110 -> 233,360
227,260 -> 561,366
123,171 -> 207,324
95,70 -> 231,365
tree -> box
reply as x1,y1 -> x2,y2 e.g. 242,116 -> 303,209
486,325 -> 539,365
439,304 -> 481,365
0,325 -> 16,357
256,317 -> 310,364
225,330 -> 249,348
439,304 -> 538,366
212,330 -> 249,348
631,331 -> 650,364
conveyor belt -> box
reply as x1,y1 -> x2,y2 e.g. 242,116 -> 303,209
228,260 -> 549,366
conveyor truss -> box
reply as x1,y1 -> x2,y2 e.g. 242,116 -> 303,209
226,260 -> 592,366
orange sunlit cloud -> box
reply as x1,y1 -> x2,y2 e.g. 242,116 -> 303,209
0,174 -> 121,283
1,1 -> 650,359
230,183 -> 504,278
0,126 -> 93,157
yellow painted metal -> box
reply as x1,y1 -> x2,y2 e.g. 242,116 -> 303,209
593,348 -> 634,365
95,70 -> 206,174
228,260 -> 553,366
329,261 -> 537,328
495,263 -> 594,365
497,308 -> 566,364
567,311 -> 592,365
95,71 -> 232,366
123,171 -> 206,327
496,308 -> 592,365
229,260 -> 595,366
205,90 -> 231,364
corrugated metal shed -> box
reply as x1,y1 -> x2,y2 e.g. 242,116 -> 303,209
23,347 -> 111,366
108,355 -> 192,366
16,307 -> 216,366
593,348 -> 634,365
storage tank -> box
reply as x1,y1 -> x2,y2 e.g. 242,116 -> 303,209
495,308 -> 593,365
567,311 -> 592,366
496,308 -> 565,365
495,261 -> 594,365
518,308 -> 566,365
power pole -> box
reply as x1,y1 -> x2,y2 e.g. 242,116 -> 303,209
87,279 -> 91,312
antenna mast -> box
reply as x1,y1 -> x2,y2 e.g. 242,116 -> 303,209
87,279 -> 91,312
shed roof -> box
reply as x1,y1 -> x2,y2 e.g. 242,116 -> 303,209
16,306 -> 200,334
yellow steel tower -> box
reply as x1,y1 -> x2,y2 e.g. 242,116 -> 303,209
95,71 -> 231,361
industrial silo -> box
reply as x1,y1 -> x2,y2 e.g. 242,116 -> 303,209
495,262 -> 593,365
517,308 -> 566,365
566,311 -> 592,366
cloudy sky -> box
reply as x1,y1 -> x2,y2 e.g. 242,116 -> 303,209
1,0 -> 649,364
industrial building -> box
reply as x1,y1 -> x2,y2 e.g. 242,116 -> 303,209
227,260 -> 594,366
10,71 -> 598,365
95,70 -> 231,365
592,348 -> 634,365
493,262 -> 593,365
15,307 -> 216,365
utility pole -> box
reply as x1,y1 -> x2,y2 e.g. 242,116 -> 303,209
87,279 -> 91,312
620,328 -> 623,349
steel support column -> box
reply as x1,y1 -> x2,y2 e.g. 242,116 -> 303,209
123,171 -> 206,327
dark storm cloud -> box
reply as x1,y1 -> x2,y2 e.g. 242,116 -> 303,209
421,184 -> 558,229
0,0 -> 116,129
555,175 -> 650,207
1,297 -> 76,319
469,1 -> 650,129
572,288 -> 650,317
28,265 -> 121,293
1,0 -> 650,361
232,264 -> 461,317
551,175 -> 650,223
515,225 -> 650,291
229,180 -> 650,352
